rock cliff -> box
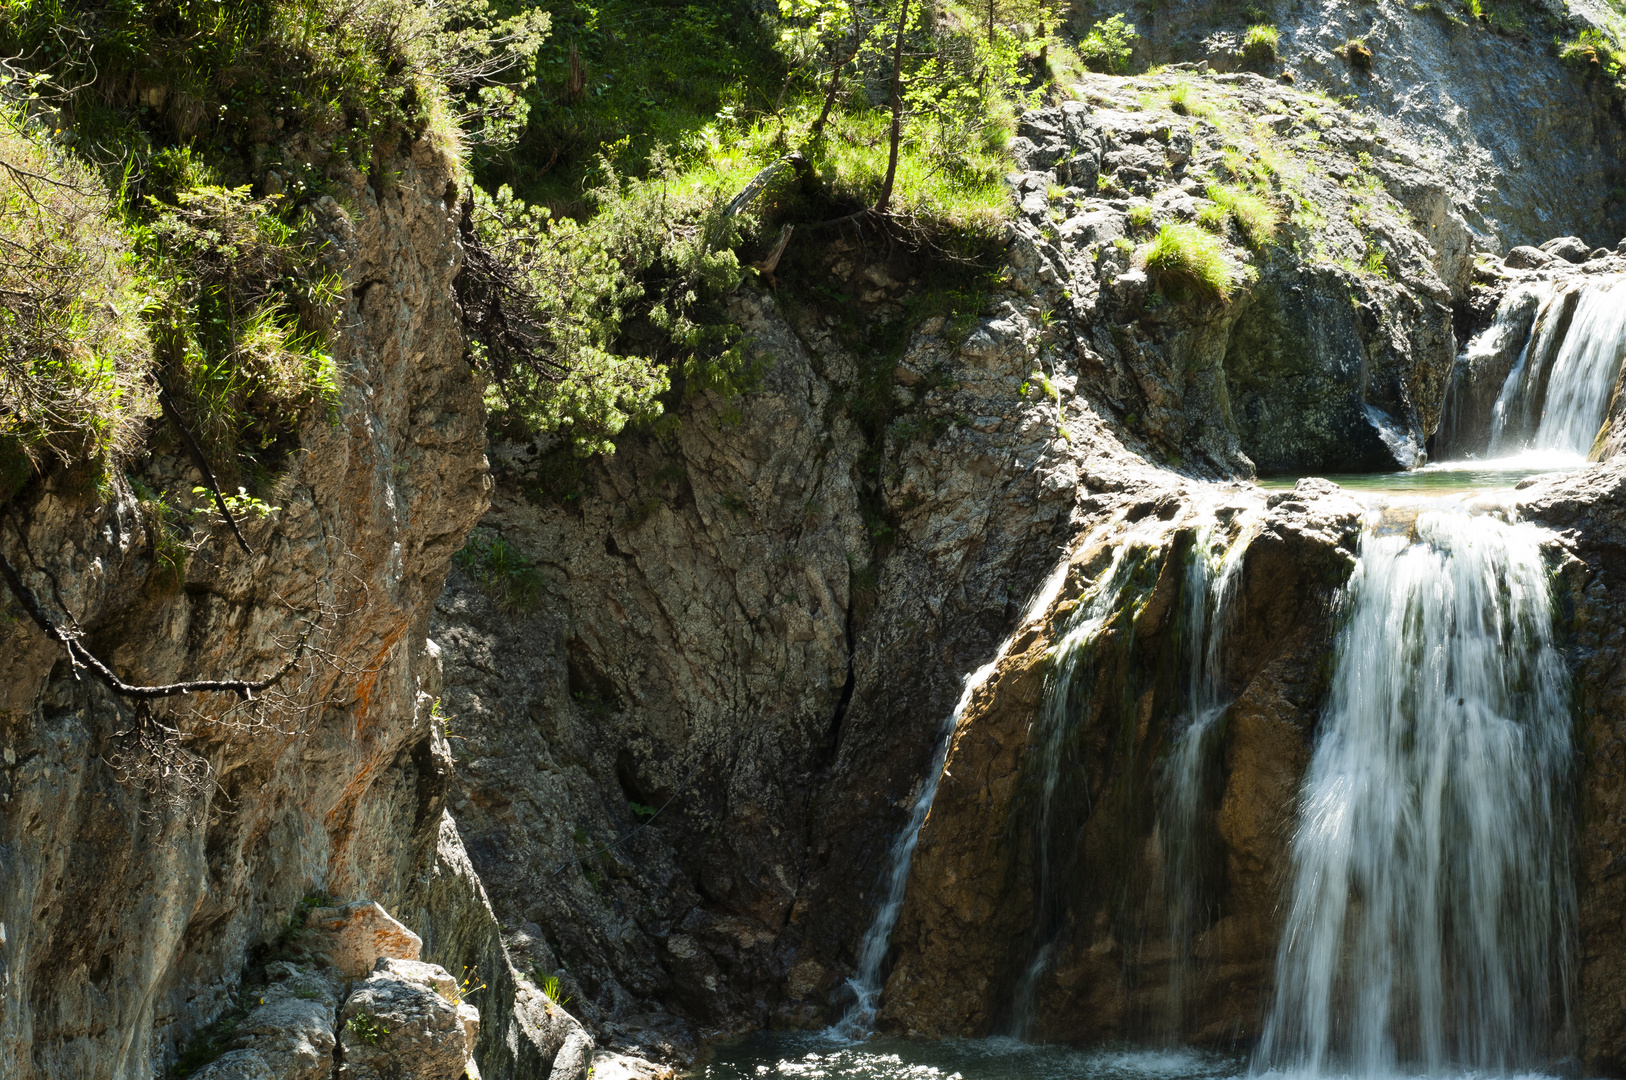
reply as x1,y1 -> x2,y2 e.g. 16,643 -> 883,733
423,68 -> 1508,1064
0,136 -> 585,1079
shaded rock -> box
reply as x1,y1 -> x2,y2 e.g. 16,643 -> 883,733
188,1050 -> 278,1080
1506,245 -> 1555,269
1542,235 -> 1592,263
206,964 -> 343,1080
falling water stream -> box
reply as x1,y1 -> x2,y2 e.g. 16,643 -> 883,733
832,552 -> 1077,1038
1256,510 -> 1574,1076
705,273 -> 1618,1080
1158,514 -> 1259,1038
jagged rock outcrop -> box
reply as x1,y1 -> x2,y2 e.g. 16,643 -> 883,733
1020,73 -> 1466,473
876,479 -> 1364,1043
1079,0 -> 1626,251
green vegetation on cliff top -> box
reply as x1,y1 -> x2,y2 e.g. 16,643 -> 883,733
0,0 -> 1082,480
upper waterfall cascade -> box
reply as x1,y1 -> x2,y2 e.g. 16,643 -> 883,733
1484,276 -> 1626,459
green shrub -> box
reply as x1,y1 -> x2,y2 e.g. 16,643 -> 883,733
139,178 -> 343,474
346,1011 -> 388,1044
1242,24 -> 1279,66
454,528 -> 544,613
0,105 -> 154,471
1138,222 -> 1236,301
1079,14 -> 1138,74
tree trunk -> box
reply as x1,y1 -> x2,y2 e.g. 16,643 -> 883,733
813,6 -> 866,141
988,0 -> 995,43
874,0 -> 910,215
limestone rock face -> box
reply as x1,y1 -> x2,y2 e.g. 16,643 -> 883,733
305,901 -> 425,978
1078,0 -> 1626,250
424,69 -> 1488,1063
339,958 -> 478,1080
0,135 -> 518,1079
1027,76 -> 1464,474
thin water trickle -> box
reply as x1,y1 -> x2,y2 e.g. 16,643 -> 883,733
1255,510 -> 1574,1077
1010,517 -> 1179,1035
833,553 -> 1077,1039
1159,514 -> 1259,1039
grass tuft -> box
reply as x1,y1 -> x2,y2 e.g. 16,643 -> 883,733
1242,24 -> 1279,67
0,104 -> 154,472
1203,182 -> 1281,247
1138,222 -> 1236,302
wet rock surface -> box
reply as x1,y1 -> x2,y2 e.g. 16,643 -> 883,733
877,480 -> 1363,1043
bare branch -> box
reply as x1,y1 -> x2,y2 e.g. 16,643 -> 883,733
0,545 -> 306,699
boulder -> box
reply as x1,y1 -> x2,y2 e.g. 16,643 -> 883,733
339,958 -> 478,1080
1506,245 -> 1555,269
305,901 -> 424,978
190,963 -> 343,1080
1541,235 -> 1591,263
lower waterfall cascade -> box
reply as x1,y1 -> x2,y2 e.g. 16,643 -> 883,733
1159,514 -> 1260,1041
1255,510 -> 1574,1076
834,552 -> 1076,1038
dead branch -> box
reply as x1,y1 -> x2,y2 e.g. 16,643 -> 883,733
0,545 -> 307,699
454,192 -> 569,394
155,382 -> 254,556
722,153 -> 804,218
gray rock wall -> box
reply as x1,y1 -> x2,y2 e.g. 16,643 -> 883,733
0,136 -> 505,1079
1077,0 -> 1626,251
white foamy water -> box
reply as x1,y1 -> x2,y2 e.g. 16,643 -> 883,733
1255,510 -> 1574,1077
695,1033 -> 1244,1080
1160,512 -> 1260,1034
1010,516 -> 1180,1033
1489,277 -> 1626,458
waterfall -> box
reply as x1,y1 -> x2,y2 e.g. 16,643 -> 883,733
1009,509 -> 1256,1038
1159,513 -> 1259,1038
1009,520 -> 1172,1035
1488,277 -> 1626,458
1256,510 -> 1574,1076
832,552 -> 1075,1039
